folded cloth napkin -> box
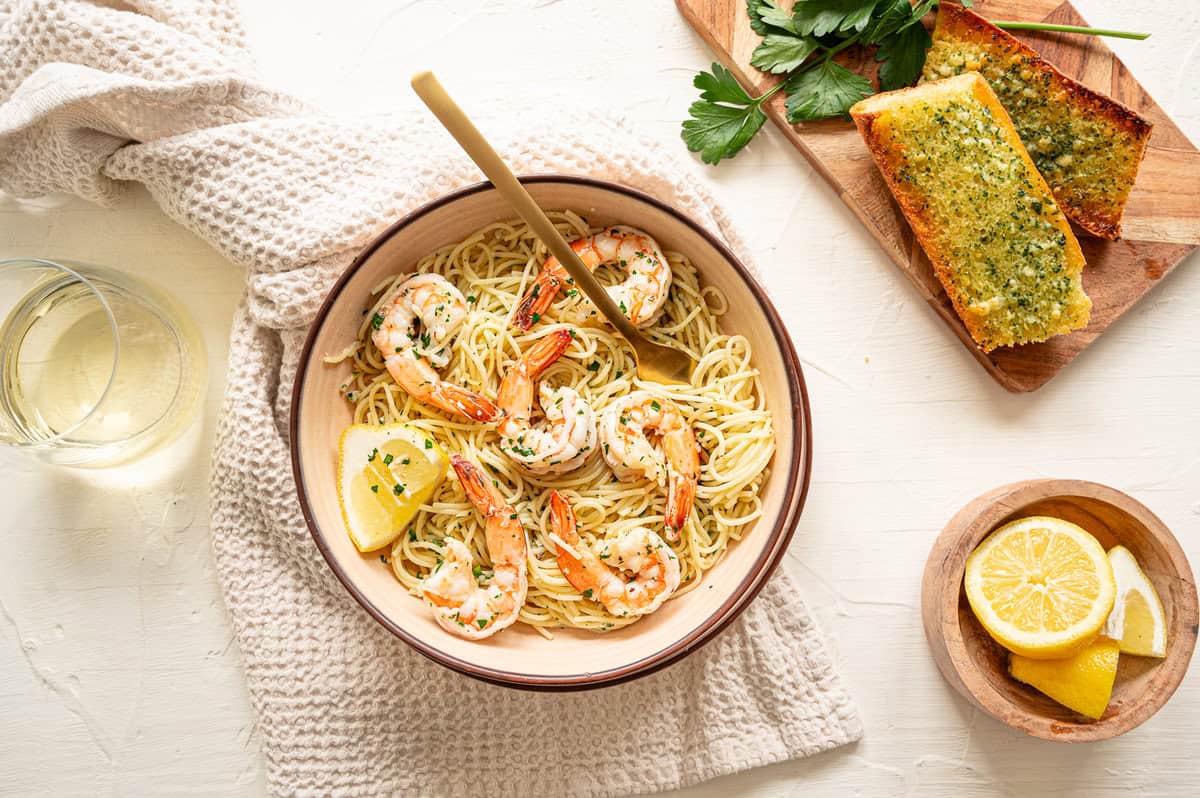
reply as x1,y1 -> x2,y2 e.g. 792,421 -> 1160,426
0,1 -> 862,794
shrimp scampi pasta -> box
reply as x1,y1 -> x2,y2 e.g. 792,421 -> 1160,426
328,211 -> 775,638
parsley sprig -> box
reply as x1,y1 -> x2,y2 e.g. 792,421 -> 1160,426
683,0 -> 1148,164
684,0 -> 934,164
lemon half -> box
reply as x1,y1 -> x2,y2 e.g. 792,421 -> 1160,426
964,516 -> 1116,659
1102,545 -> 1168,658
337,424 -> 448,552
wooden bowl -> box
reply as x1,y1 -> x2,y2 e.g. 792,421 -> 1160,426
923,479 -> 1197,741
290,175 -> 812,689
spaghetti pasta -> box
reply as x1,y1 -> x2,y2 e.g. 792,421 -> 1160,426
328,212 -> 774,633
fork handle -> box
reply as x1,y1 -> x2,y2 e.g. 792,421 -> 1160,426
410,71 -> 645,343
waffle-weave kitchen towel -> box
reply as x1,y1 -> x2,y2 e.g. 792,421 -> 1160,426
0,1 -> 862,795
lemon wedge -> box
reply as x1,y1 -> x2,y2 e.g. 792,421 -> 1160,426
964,516 -> 1116,659
1009,636 -> 1120,720
337,424 -> 448,552
1101,545 -> 1168,658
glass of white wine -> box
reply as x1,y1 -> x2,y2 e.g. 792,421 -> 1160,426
0,259 -> 206,466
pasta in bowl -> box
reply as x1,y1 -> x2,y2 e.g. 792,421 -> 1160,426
291,176 -> 811,688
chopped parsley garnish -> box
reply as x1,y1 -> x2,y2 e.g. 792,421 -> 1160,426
587,361 -> 600,372
370,484 -> 379,493
582,588 -> 593,599
382,453 -> 393,465
425,439 -> 433,449
393,484 -> 404,495
371,312 -> 385,330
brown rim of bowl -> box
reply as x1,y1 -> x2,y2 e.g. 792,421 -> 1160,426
290,174 -> 813,690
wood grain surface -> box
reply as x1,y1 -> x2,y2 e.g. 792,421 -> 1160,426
676,0 -> 1200,392
922,480 -> 1198,742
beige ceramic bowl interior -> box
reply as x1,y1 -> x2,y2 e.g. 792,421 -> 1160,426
291,176 -> 811,689
923,479 -> 1198,741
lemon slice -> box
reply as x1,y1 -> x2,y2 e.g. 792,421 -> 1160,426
964,516 -> 1116,659
1101,545 -> 1168,658
337,424 -> 448,552
1009,636 -> 1120,720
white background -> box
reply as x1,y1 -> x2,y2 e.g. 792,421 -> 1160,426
2,1 -> 1198,795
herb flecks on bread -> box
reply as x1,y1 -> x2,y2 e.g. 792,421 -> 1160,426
851,73 -> 1091,352
921,3 -> 1152,239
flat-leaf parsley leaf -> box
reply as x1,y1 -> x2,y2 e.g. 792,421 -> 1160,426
783,60 -> 872,122
792,0 -> 881,38
751,34 -> 820,74
875,21 -> 931,91
681,63 -> 774,164
748,0 -> 800,35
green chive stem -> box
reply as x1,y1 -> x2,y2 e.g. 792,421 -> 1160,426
991,21 -> 1150,41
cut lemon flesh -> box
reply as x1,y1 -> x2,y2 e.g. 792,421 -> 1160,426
1009,636 -> 1120,720
1102,545 -> 1168,658
964,516 -> 1115,659
337,424 -> 448,552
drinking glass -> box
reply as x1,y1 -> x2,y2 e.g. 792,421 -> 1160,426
0,259 -> 206,466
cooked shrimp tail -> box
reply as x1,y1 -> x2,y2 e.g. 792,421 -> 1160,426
513,267 -> 567,330
430,380 -> 499,422
662,425 -> 699,534
549,491 -> 680,618
419,456 -> 528,639
516,329 -> 573,382
549,490 -> 577,538
450,455 -> 527,569
453,455 -> 505,515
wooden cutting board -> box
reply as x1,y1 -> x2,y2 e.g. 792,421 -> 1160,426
677,0 -> 1200,392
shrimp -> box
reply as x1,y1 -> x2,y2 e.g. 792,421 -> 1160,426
598,391 -> 699,538
549,491 -> 681,617
371,273 -> 499,422
419,455 -> 528,639
496,329 -> 598,475
513,225 -> 672,330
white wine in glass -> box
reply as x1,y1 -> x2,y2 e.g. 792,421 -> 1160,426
0,259 -> 206,466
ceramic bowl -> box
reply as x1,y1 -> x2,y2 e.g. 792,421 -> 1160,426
290,175 -> 812,689
922,479 -> 1198,740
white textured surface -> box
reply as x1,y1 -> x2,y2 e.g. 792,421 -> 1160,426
1,0 -> 1198,796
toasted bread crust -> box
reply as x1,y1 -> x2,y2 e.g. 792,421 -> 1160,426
923,4 -> 1152,239
851,74 -> 1090,352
